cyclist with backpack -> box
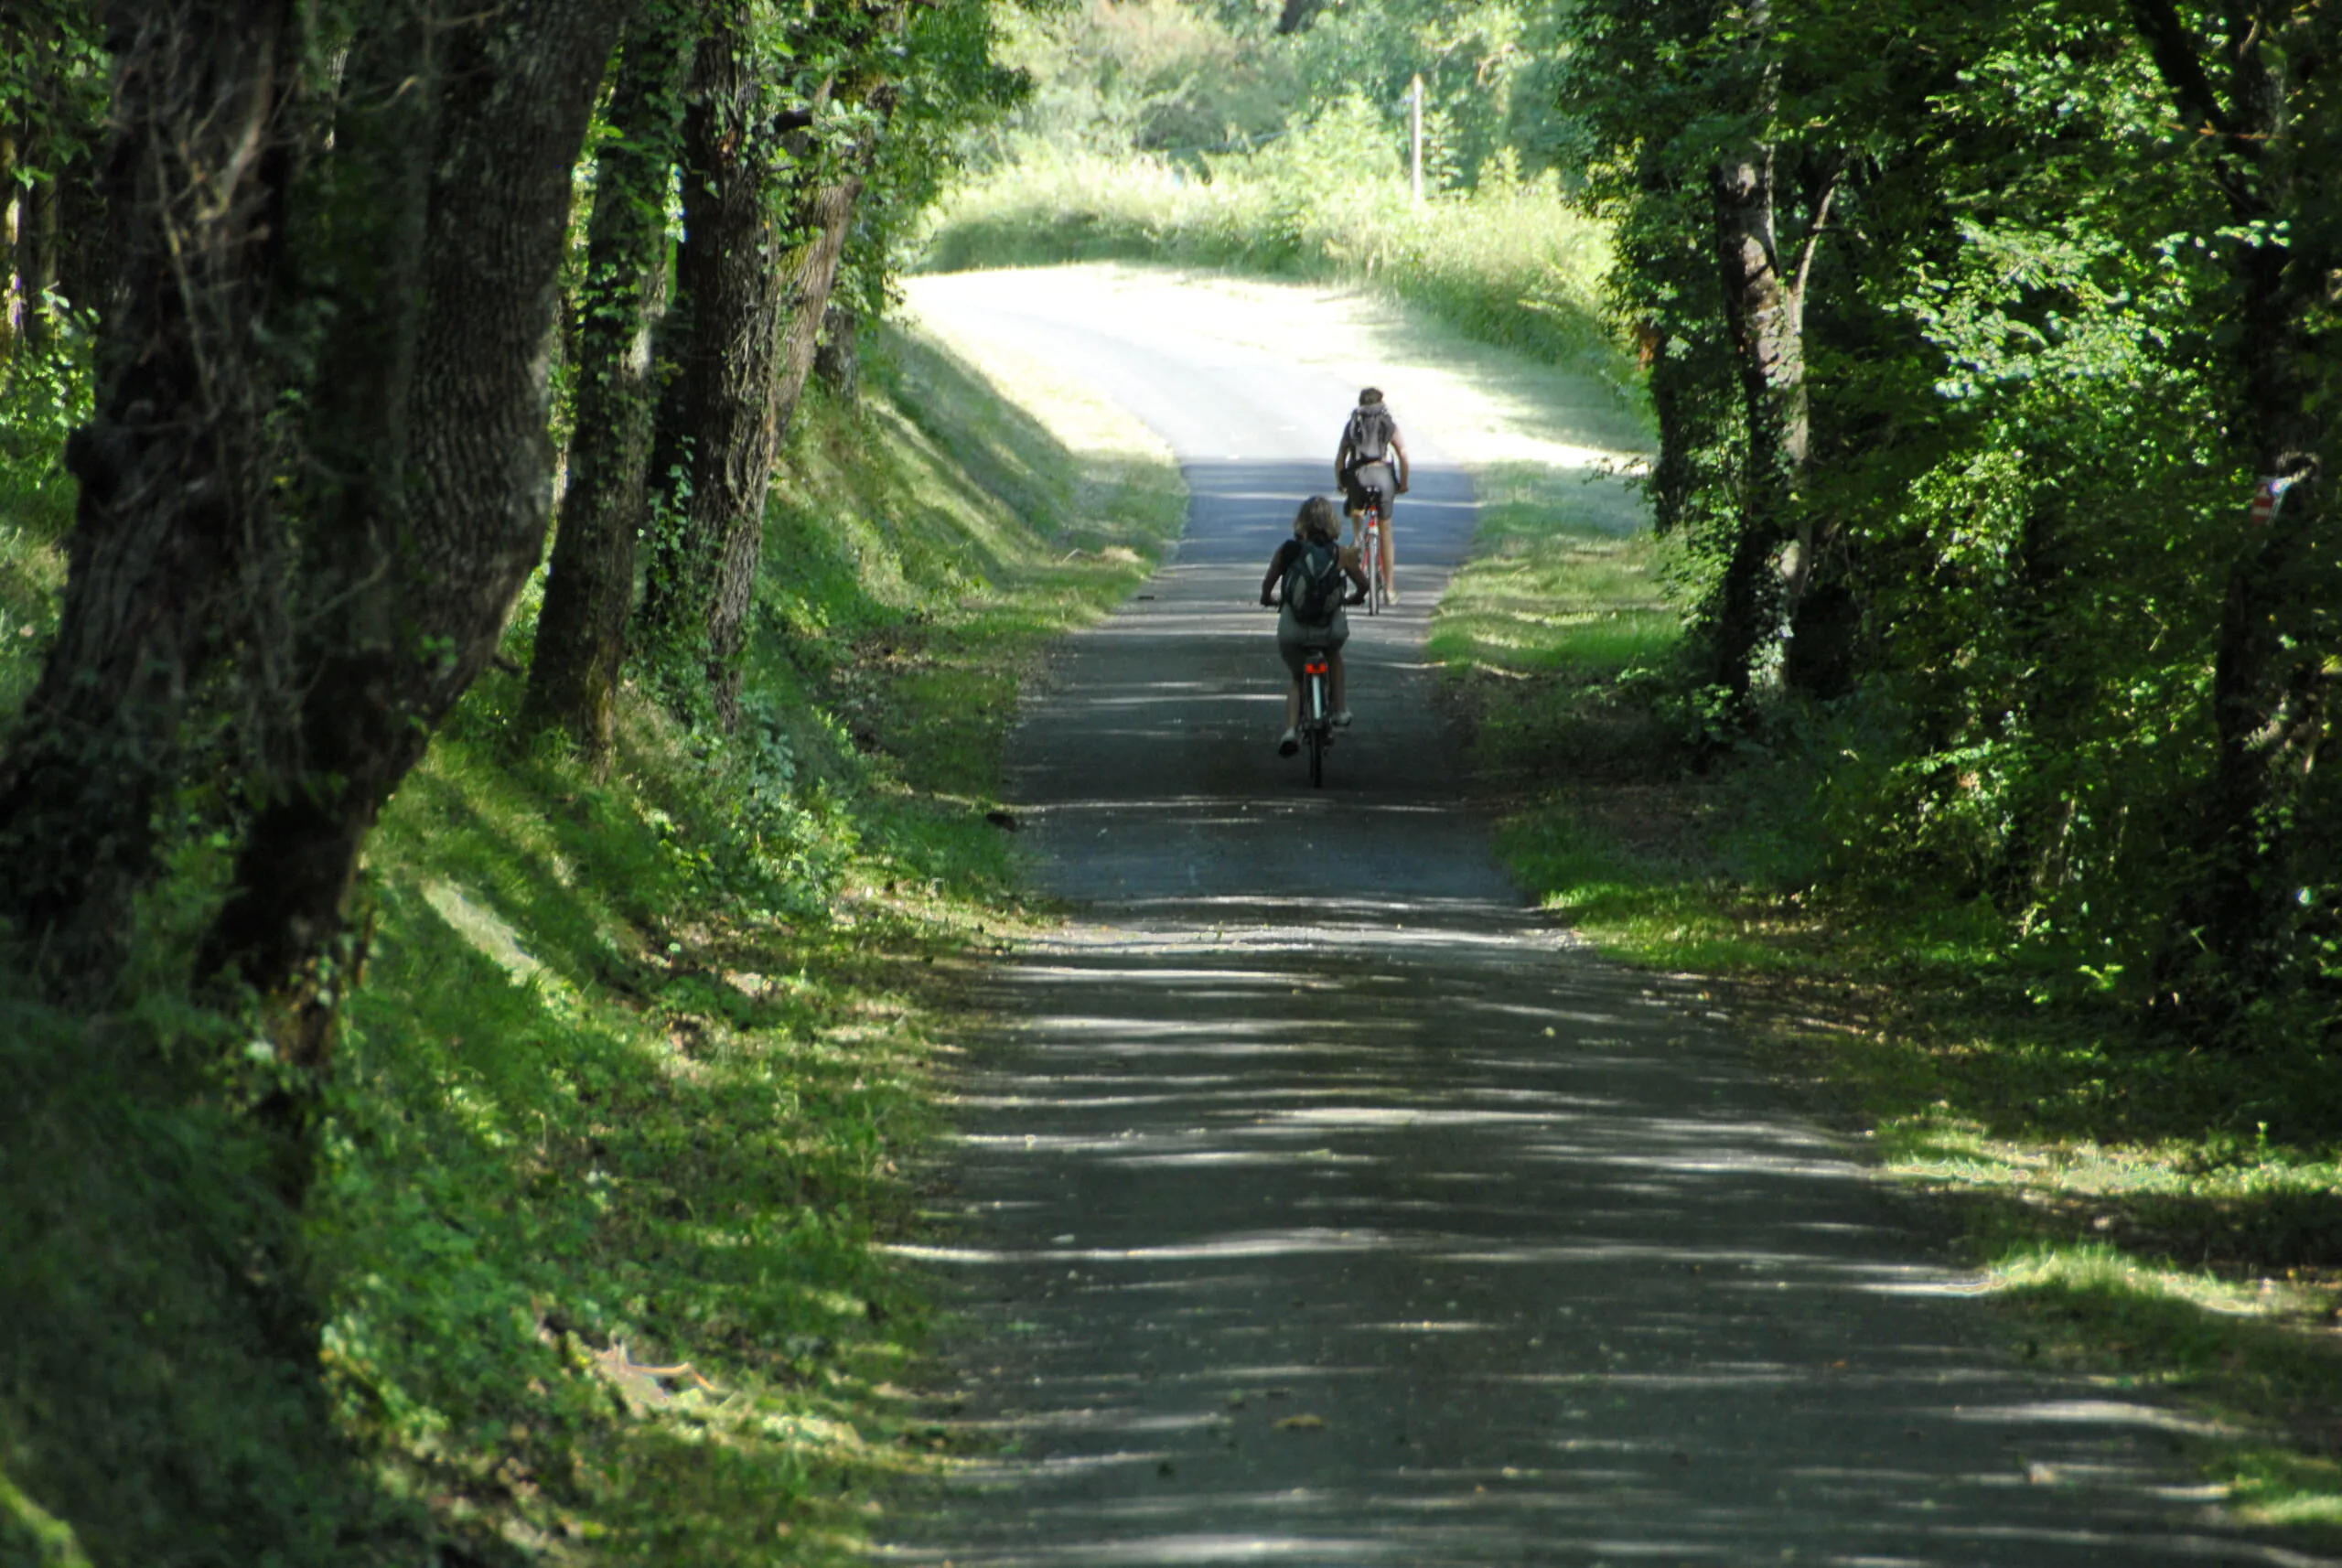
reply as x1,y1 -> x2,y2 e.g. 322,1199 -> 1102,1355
1335,386 -> 1412,604
1259,496 -> 1368,756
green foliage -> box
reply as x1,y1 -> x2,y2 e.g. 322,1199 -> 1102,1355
0,987 -> 424,1566
1275,0 -> 1575,184
968,0 -> 1295,161
969,0 -> 1579,184
0,327 -> 86,714
922,0 -> 1633,389
0,0 -> 107,171
835,0 -> 1033,324
0,325 -> 1183,1563
1551,0 -> 2342,1041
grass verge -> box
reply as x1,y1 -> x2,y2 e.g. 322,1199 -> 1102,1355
0,325 -> 1183,1564
1434,461 -> 2342,1548
920,144 -> 1635,402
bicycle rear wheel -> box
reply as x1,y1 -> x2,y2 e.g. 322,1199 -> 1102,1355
1303,662 -> 1330,787
1365,516 -> 1382,615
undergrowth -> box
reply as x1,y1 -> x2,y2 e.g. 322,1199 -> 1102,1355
0,330 -> 82,714
1434,457 -> 2342,1549
0,327 -> 1182,1564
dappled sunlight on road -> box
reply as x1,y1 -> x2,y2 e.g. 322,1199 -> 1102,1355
884,912 -> 2322,1567
884,271 -> 2328,1568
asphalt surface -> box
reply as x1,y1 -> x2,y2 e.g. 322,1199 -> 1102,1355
884,269 -> 2328,1567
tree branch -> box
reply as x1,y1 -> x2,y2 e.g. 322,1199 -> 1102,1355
1790,154 -> 1846,310
2126,0 -> 2236,137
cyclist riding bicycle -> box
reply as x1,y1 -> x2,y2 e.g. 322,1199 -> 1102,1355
1260,496 -> 1368,757
1335,386 -> 1411,604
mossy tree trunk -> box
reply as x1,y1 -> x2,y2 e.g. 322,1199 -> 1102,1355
0,0 -> 303,1000
197,0 -> 630,1060
814,298 -> 860,402
1702,31 -> 1842,710
704,155 -> 884,725
523,8 -> 696,768
638,0 -> 906,729
635,5 -> 792,715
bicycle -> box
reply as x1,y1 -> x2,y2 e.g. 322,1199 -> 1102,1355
1357,499 -> 1385,616
1296,639 -> 1335,787
1264,587 -> 1359,787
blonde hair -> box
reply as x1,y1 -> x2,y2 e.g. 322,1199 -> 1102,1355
1293,495 -> 1339,540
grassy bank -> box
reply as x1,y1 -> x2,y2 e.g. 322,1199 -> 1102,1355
0,327 -> 1182,1564
921,143 -> 1633,399
1434,468 -> 2342,1543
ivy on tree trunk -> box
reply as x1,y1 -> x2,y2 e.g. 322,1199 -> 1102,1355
198,0 -> 631,1062
0,0 -> 302,1001
523,7 -> 695,769
638,0 -> 907,730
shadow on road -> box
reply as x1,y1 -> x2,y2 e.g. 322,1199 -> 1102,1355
889,909 -> 2298,1566
885,282 -> 2328,1566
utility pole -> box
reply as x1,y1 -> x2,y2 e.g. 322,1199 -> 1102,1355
1409,74 -> 1423,202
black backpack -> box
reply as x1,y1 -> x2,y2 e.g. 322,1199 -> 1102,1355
1345,404 -> 1393,467
1282,535 -> 1347,626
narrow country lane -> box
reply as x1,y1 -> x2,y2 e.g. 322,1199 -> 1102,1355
884,268 -> 2326,1567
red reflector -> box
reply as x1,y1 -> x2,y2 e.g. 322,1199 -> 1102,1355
1305,660 -> 1328,675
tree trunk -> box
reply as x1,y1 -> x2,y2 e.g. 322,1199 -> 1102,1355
18,146 -> 59,357
1641,327 -> 1703,536
635,9 -> 791,713
197,0 -> 629,1053
704,166 -> 873,725
53,141 -> 110,323
2195,224 -> 2329,986
1781,549 -> 1857,699
522,14 -> 693,768
1704,144 -> 1801,703
0,0 -> 301,999
814,298 -> 859,403
1,128 -> 17,375
2127,0 -> 2336,994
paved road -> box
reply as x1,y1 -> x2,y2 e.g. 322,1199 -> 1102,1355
886,269 -> 2326,1567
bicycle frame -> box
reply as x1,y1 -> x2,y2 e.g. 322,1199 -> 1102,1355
1300,649 -> 1334,787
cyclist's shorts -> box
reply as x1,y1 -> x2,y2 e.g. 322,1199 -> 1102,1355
1343,461 -> 1398,520
1278,604 -> 1349,675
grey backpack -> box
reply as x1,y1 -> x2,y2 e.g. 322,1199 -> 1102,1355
1283,536 -> 1347,626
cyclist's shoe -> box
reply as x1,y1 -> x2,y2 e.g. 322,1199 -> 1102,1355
1385,587 -> 1402,606
1333,709 -> 1354,729
1277,729 -> 1299,757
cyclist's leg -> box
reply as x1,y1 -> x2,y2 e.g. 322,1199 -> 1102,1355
1328,617 -> 1351,715
1369,471 -> 1399,591
1276,618 -> 1305,736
